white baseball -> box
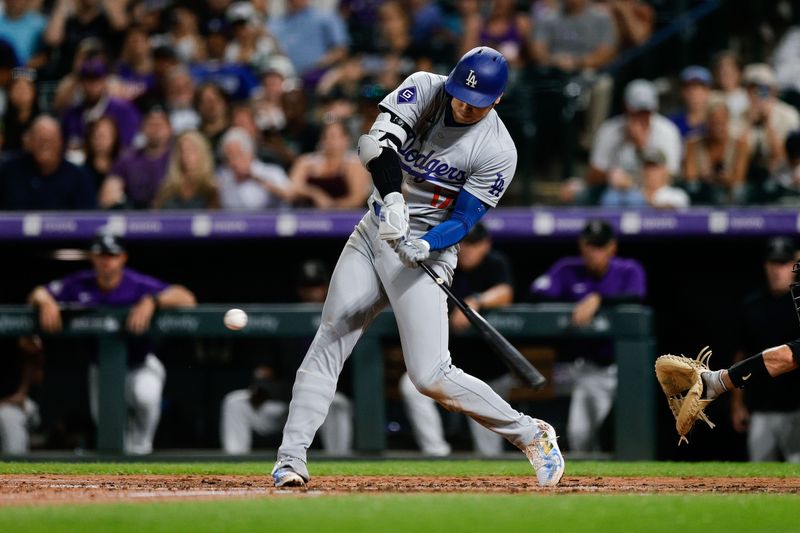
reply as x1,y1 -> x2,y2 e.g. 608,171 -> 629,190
224,308 -> 248,330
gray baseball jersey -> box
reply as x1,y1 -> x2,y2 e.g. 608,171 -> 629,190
276,72 -> 544,471
370,72 -> 518,226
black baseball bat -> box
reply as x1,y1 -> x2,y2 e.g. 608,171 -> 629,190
419,262 -> 547,389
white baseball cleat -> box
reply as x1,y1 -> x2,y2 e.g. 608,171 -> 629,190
523,419 -> 565,487
272,456 -> 310,488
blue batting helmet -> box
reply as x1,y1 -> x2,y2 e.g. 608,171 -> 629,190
445,47 -> 508,108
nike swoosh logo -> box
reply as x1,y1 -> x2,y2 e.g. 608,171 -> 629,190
742,373 -> 752,381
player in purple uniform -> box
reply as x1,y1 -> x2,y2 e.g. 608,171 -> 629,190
28,231 -> 196,454
531,219 -> 646,452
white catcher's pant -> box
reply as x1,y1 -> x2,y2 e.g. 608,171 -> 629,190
747,410 -> 800,462
221,389 -> 352,455
0,398 -> 40,455
277,214 -> 541,463
89,353 -> 166,455
567,360 -> 617,452
400,372 -> 515,456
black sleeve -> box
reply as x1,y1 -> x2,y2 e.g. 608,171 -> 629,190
367,149 -> 403,198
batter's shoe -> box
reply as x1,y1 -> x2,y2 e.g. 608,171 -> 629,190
523,419 -> 565,487
272,456 -> 310,488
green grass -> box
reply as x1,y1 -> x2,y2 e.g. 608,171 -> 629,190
0,494 -> 798,533
2,460 -> 800,478
2,461 -> 799,533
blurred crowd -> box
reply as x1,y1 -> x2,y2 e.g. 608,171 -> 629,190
0,0 -> 797,209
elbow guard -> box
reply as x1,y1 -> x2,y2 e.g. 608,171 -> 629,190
358,111 -> 411,197
357,134 -> 403,197
357,133 -> 383,167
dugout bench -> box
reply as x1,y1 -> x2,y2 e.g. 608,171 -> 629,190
0,303 -> 656,460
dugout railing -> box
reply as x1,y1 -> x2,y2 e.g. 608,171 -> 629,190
0,304 -> 656,460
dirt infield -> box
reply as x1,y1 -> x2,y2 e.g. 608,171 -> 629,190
1,474 -> 799,506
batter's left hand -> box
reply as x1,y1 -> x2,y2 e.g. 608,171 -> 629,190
397,239 -> 430,268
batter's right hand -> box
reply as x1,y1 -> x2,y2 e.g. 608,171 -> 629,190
397,238 -> 430,268
379,192 -> 409,242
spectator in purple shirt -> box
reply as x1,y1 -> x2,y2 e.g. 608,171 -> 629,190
99,106 -> 173,209
531,219 -> 646,452
28,231 -> 196,454
61,57 -> 141,151
0,115 -> 95,210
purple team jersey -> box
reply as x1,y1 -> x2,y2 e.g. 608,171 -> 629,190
61,97 -> 142,148
47,268 -> 168,306
47,268 -> 169,367
531,256 -> 646,364
110,146 -> 171,209
530,257 -> 647,301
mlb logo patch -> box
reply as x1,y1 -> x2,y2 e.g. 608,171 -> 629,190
397,86 -> 417,104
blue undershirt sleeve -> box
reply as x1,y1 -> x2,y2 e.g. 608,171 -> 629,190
420,189 -> 489,251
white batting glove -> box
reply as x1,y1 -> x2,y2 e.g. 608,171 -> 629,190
397,238 -> 430,268
379,192 -> 409,243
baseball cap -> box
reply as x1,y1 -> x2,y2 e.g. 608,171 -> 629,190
641,147 -> 667,166
79,57 -> 109,79
297,260 -> 330,287
259,55 -> 296,79
90,231 -> 125,255
624,79 -> 658,112
680,65 -> 712,86
765,237 -> 796,263
227,1 -> 255,24
743,63 -> 776,88
581,219 -> 615,246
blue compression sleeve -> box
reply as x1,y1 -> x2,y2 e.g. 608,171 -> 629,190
420,190 -> 489,251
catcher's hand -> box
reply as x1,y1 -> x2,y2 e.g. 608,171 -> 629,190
654,346 -> 717,445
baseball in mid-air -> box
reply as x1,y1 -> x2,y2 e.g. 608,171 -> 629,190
224,308 -> 248,330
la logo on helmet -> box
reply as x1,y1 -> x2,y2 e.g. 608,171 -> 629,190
465,69 -> 478,88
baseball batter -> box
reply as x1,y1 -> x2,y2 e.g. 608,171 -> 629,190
272,47 -> 564,488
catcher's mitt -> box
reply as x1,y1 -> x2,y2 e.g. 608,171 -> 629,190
654,346 -> 716,445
